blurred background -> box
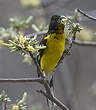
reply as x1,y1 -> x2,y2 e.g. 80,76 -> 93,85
0,0 -> 96,110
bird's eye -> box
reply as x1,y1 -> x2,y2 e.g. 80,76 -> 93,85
57,18 -> 61,23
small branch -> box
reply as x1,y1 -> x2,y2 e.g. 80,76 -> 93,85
37,90 -> 69,110
73,39 -> 96,46
77,9 -> 96,22
0,78 -> 43,83
26,30 -> 47,38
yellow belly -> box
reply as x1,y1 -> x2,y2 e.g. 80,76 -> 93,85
40,34 -> 65,75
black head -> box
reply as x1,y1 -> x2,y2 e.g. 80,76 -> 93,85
48,15 -> 67,34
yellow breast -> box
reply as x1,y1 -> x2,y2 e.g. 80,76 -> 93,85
40,33 -> 65,75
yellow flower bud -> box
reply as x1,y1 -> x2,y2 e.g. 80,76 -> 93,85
26,45 -> 34,51
18,35 -> 26,44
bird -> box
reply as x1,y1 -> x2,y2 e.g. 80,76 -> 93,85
37,15 -> 67,107
37,15 -> 67,77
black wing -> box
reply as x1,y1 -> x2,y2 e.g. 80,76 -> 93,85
37,33 -> 48,65
40,34 -> 48,46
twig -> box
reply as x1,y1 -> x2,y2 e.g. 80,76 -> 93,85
37,90 -> 69,110
0,78 -> 43,83
77,8 -> 96,22
73,39 -> 96,46
26,30 -> 47,38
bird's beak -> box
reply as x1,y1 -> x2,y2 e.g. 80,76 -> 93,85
60,16 -> 68,24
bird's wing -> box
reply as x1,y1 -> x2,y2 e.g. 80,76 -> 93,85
40,34 -> 48,46
37,33 -> 48,64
